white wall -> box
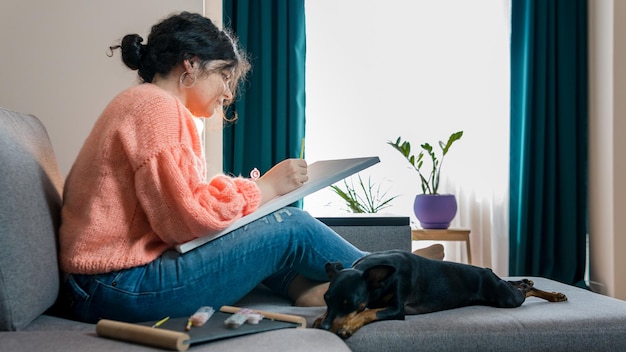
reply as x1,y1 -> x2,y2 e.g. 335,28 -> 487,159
588,0 -> 626,300
0,0 -> 204,177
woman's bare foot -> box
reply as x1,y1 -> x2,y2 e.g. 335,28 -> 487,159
413,243 -> 445,260
288,275 -> 329,307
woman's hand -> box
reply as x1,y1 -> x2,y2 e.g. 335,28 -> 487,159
255,159 -> 308,205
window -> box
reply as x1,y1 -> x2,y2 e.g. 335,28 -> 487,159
304,0 -> 511,274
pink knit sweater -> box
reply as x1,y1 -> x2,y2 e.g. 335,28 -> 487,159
59,84 -> 261,274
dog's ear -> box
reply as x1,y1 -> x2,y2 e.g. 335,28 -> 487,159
363,265 -> 396,288
325,262 -> 344,279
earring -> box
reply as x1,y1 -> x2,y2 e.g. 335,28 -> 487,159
179,72 -> 197,88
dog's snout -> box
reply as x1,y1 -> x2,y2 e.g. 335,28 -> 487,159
314,311 -> 341,333
317,314 -> 335,331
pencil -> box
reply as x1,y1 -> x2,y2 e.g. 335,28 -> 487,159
300,137 -> 305,159
151,316 -> 169,328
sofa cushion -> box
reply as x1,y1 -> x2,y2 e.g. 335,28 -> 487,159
0,108 -> 64,330
343,277 -> 626,352
0,328 -> 351,352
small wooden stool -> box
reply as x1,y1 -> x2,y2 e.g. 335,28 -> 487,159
411,228 -> 472,265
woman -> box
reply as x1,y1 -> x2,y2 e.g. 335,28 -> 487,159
59,12 -> 366,323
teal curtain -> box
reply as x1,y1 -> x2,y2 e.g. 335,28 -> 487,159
509,0 -> 588,287
222,0 -> 306,180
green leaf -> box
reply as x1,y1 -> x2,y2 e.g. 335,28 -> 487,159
329,174 -> 399,213
388,131 -> 463,195
441,130 -> 463,155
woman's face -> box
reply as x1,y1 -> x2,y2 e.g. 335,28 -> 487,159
186,69 -> 233,118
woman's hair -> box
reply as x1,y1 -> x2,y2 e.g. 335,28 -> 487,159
110,12 -> 250,106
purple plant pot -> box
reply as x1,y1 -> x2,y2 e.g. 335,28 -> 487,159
413,194 -> 458,229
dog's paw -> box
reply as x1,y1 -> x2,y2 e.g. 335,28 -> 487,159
336,319 -> 366,339
337,327 -> 354,339
552,292 -> 568,302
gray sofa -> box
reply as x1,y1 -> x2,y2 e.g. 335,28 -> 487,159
3,106 -> 626,351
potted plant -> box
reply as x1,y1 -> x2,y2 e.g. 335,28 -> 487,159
387,131 -> 463,229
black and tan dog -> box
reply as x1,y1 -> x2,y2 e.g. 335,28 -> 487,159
313,250 -> 567,339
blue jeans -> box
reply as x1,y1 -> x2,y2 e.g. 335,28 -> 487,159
65,207 -> 366,323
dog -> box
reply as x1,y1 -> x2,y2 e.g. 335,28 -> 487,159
313,249 -> 567,339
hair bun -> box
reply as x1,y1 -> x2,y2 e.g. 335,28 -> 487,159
119,34 -> 145,70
